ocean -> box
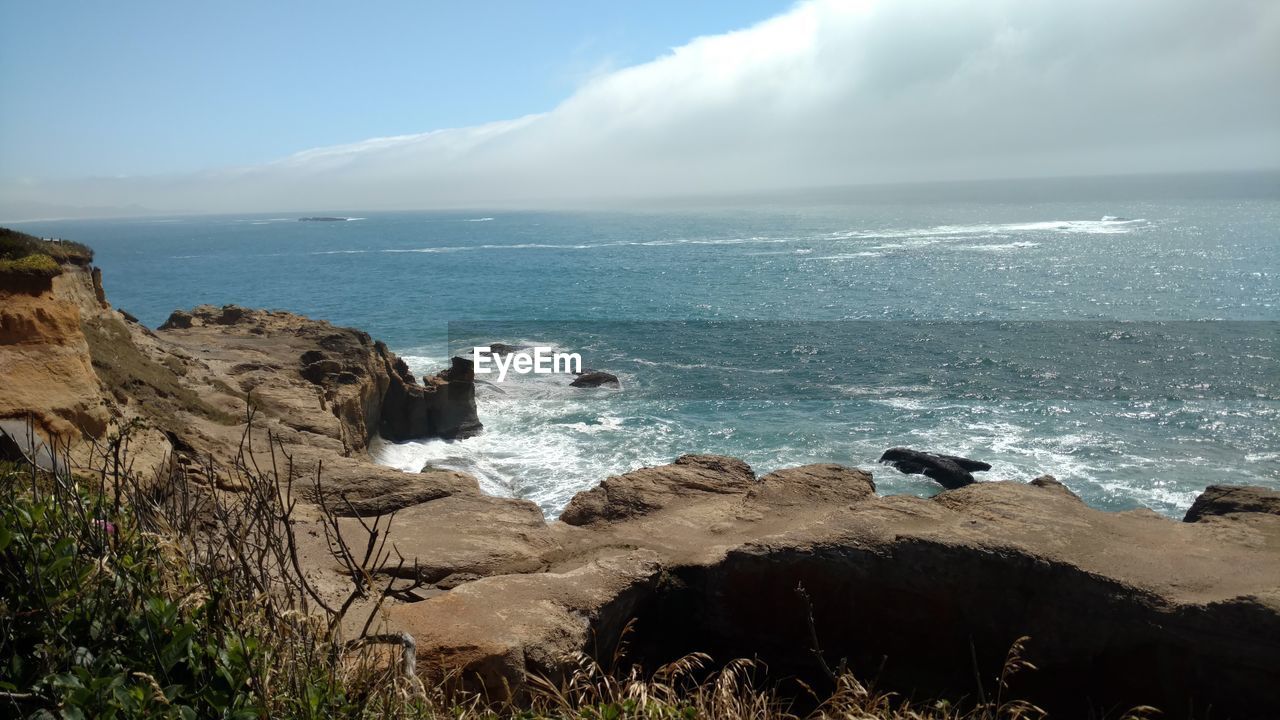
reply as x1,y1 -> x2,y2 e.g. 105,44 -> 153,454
12,173 -> 1278,518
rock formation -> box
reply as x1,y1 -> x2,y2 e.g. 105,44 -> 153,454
570,370 -> 620,388
1184,484 -> 1280,523
152,304 -> 481,448
486,343 -> 524,355
0,261 -> 112,440
878,446 -> 991,489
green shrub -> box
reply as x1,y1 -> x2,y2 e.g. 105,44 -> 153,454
0,227 -> 93,275
0,464 -> 262,718
0,253 -> 61,277
0,227 -> 43,258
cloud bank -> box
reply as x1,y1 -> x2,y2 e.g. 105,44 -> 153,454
5,0 -> 1278,216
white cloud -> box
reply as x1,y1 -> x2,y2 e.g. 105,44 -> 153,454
4,0 -> 1278,216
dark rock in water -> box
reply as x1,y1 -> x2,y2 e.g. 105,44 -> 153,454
380,355 -> 482,441
1184,484 -> 1280,523
878,447 -> 989,490
487,343 -> 524,356
937,454 -> 992,472
570,370 -> 620,388
922,458 -> 972,489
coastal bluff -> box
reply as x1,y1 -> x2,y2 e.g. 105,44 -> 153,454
2,247 -> 1278,718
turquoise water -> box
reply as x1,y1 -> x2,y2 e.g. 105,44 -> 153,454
14,176 -> 1279,517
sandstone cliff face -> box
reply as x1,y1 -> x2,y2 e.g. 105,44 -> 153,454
0,266 -> 111,440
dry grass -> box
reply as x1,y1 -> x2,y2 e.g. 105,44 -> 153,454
80,313 -> 238,426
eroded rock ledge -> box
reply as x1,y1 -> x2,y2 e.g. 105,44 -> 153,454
158,303 -> 480,445
393,457 -> 1280,719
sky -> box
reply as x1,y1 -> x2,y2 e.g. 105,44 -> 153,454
1,0 -> 1277,217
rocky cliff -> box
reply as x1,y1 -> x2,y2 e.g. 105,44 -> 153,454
3,245 -> 1278,719
155,303 -> 481,450
0,264 -> 111,440
0,245 -> 486,505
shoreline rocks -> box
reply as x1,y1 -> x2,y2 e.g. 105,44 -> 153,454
398,460 -> 1280,719
1184,484 -> 1280,523
153,304 -> 483,446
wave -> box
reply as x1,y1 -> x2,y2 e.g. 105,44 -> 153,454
464,217 -> 495,222
307,235 -> 800,256
372,361 -> 1269,519
370,367 -> 678,516
627,357 -> 786,375
241,217 -> 295,225
962,241 -> 1041,252
835,384 -> 936,397
809,251 -> 885,260
840,217 -> 1147,241
398,355 -> 449,376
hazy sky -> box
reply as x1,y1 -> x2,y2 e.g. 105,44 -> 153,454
1,0 -> 1277,217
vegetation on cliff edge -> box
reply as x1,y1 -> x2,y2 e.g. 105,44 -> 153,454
0,227 -> 93,277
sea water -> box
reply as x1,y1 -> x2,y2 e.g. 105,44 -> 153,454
13,173 -> 1278,518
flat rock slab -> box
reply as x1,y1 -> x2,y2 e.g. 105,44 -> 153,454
398,456 -> 1280,718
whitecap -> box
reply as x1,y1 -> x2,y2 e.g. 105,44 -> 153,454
962,241 -> 1041,252
837,217 -> 1147,241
